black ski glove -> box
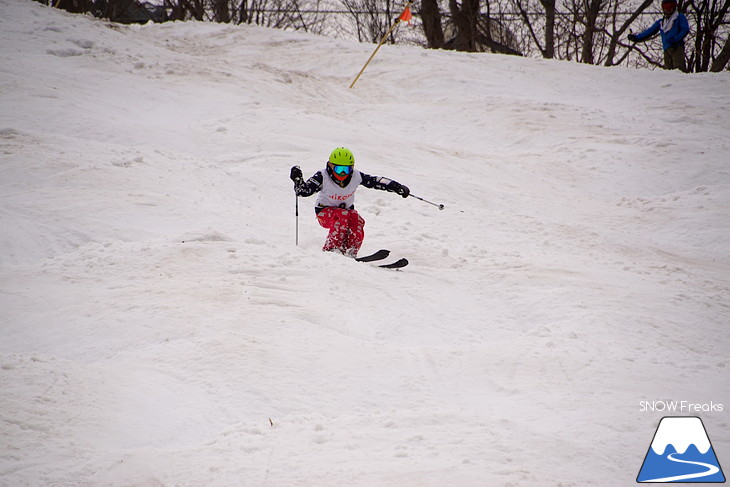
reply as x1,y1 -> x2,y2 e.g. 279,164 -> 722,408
627,33 -> 637,43
386,180 -> 410,198
290,165 -> 303,183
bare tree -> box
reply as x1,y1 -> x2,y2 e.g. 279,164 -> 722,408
711,33 -> 730,70
339,0 -> 400,43
233,0 -> 326,31
603,0 -> 653,66
421,0 -> 447,47
163,0 -> 205,20
542,0 -> 557,56
558,0 -> 610,63
581,0 -> 604,63
685,0 -> 730,71
447,0 -> 482,51
556,1 -> 582,60
212,0 -> 230,21
509,0 -> 556,57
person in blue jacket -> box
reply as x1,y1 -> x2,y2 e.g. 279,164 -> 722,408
628,0 -> 690,71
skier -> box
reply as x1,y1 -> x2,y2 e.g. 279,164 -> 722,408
290,147 -> 410,258
628,0 -> 690,72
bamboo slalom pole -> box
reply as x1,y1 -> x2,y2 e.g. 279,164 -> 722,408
349,2 -> 412,89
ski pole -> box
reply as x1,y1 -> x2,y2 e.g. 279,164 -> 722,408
409,194 -> 445,210
295,194 -> 299,246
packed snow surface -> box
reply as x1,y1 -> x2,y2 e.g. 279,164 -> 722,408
1,0 -> 729,485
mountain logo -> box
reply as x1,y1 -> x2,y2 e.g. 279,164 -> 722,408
637,416 -> 726,483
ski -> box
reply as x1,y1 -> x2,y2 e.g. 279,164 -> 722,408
355,249 -> 390,262
354,249 -> 407,269
379,258 -> 408,269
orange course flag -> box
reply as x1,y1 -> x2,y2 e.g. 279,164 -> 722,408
399,5 -> 412,23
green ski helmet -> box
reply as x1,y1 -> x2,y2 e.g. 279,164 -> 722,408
329,147 -> 355,166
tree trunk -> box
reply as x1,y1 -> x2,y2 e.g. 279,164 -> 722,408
420,0 -> 446,48
213,0 -> 230,22
710,34 -> 730,71
449,0 -> 481,52
541,0 -> 556,58
581,0 -> 603,64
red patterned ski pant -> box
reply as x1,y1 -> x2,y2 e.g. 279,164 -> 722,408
316,207 -> 365,257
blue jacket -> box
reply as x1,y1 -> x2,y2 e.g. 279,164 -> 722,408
634,12 -> 689,51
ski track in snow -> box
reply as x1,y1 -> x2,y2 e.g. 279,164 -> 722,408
1,0 -> 729,485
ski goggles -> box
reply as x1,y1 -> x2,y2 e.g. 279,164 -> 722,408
332,164 -> 353,176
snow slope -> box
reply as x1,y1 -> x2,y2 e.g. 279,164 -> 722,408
1,0 -> 729,485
